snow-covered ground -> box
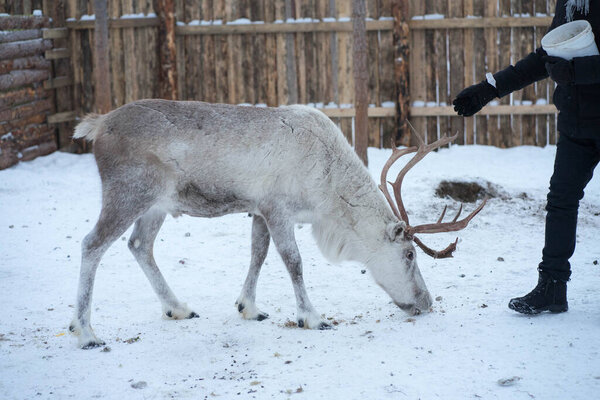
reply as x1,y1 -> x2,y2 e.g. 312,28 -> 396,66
1,144 -> 599,399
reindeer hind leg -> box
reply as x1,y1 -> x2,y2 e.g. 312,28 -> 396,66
128,208 -> 198,320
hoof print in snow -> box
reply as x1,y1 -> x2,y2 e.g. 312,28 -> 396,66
497,376 -> 522,387
131,381 -> 147,389
82,340 -> 105,350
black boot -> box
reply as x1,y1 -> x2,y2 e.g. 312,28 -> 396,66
508,270 -> 568,314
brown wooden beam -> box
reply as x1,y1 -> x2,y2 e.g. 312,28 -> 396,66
47,111 -> 76,123
93,0 -> 111,114
353,0 -> 368,165
154,0 -> 178,100
408,16 -> 553,29
393,0 -> 410,146
409,104 -> 558,116
66,17 -> 160,30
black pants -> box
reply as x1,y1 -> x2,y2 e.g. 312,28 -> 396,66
539,133 -> 600,281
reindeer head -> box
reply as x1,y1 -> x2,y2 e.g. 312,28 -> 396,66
371,127 -> 487,315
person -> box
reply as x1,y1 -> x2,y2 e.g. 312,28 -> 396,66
452,0 -> 600,314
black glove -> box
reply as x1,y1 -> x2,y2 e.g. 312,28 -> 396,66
452,81 -> 498,117
543,56 -> 574,86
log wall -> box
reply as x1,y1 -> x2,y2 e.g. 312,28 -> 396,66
0,11 -> 57,169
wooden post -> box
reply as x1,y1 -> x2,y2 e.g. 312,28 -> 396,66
154,0 -> 178,100
352,0 -> 368,165
393,0 -> 410,146
93,0 -> 111,113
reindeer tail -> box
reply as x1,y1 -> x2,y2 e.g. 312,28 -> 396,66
73,113 -> 104,142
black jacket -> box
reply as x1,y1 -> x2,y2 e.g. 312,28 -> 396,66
493,0 -> 600,137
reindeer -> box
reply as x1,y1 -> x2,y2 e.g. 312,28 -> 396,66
69,99 -> 485,349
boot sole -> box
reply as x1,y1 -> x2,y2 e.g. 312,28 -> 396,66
508,300 -> 568,315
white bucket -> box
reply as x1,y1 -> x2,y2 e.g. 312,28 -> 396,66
541,20 -> 599,60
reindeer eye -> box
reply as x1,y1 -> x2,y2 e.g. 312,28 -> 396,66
405,250 -> 415,261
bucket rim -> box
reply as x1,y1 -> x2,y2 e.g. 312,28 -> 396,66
541,20 -> 593,49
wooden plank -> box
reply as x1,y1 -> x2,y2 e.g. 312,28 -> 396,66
447,0 -> 464,145
122,0 -> 137,103
44,47 -> 70,59
352,0 -> 368,164
109,0 -> 124,108
463,0 -> 474,145
535,0 -> 548,147
201,0 -> 217,103
226,0 -> 240,104
337,0 -> 353,144
175,19 -> 394,34
409,0 -> 427,146
295,0 -> 306,104
410,104 -> 557,116
498,0 -> 512,148
408,16 -> 553,29
264,0 -> 277,106
47,110 -> 76,123
43,76 -> 73,89
379,0 -> 396,149
284,0 -> 298,104
66,17 -> 159,29
213,0 -> 229,104
366,0 -> 381,148
315,0 -> 332,107
275,0 -> 289,105
155,0 -> 178,100
93,0 -> 111,114
425,0 -> 438,145
520,0 -> 535,146
321,107 -> 395,118
240,1 -> 255,104
432,0 -> 448,142
476,1 -> 500,145
42,27 -> 68,39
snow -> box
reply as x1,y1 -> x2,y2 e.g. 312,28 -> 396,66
1,145 -> 600,399
32,9 -> 42,17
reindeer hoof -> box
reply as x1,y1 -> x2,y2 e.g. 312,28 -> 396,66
166,310 -> 172,318
237,303 -> 245,312
187,311 -> 199,319
256,312 -> 269,321
318,322 -> 332,330
68,324 -> 75,333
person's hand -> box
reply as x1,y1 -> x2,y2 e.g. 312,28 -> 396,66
543,56 -> 574,86
452,81 -> 498,117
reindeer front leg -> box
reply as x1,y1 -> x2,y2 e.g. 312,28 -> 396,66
236,215 -> 270,321
263,212 -> 331,330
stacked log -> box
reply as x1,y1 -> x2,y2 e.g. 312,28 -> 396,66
0,16 -> 56,170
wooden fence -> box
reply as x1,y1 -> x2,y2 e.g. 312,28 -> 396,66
1,0 -> 561,167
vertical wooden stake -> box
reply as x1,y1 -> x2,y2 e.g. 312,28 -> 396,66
393,0 -> 410,146
352,0 -> 368,166
154,0 -> 178,100
93,0 -> 111,113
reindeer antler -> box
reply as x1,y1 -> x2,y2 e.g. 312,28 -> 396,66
379,123 -> 487,258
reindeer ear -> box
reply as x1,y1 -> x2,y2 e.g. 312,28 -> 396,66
386,222 -> 407,242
